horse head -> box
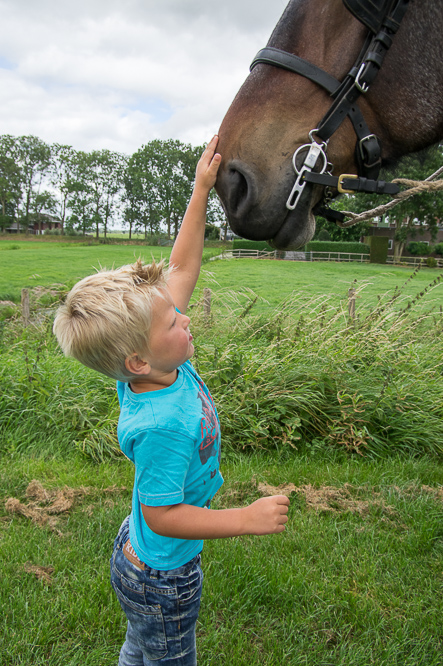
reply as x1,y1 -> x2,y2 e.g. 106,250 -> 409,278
216,0 -> 443,249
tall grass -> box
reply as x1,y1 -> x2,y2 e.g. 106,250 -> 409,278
191,271 -> 443,458
0,268 -> 442,461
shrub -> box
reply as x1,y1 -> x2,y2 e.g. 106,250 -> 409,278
317,228 -> 331,241
407,241 -> 430,256
233,239 -> 273,251
426,256 -> 437,268
433,242 -> 443,256
305,241 -> 370,255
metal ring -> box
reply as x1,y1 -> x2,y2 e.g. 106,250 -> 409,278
292,142 -> 328,175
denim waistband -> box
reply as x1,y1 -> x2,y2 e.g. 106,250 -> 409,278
114,515 -> 201,577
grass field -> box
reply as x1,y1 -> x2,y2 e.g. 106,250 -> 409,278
1,243 -> 442,665
1,239 -> 443,314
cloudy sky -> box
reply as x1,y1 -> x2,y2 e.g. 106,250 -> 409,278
0,0 -> 288,155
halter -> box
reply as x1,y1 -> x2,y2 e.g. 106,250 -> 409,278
250,0 -> 410,224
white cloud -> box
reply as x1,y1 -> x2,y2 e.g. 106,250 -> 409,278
0,0 -> 287,154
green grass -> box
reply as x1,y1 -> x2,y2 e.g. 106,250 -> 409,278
0,453 -> 442,665
1,250 -> 442,664
200,257 -> 443,313
1,239 -> 442,314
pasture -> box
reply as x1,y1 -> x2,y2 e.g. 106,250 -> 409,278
1,242 -> 442,665
1,238 -> 442,311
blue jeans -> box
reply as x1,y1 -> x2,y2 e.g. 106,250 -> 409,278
110,517 -> 203,666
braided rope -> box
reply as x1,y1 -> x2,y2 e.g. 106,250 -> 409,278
337,165 -> 443,227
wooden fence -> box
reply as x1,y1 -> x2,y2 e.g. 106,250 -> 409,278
306,251 -> 369,263
231,249 -> 278,259
385,256 -> 443,268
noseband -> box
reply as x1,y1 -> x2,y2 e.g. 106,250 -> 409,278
250,0 -> 410,224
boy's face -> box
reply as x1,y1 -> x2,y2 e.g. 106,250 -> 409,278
146,288 -> 194,375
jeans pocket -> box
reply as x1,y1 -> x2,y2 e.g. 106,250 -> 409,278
111,582 -> 168,660
175,563 -> 203,604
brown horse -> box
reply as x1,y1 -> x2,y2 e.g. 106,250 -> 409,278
216,0 -> 443,249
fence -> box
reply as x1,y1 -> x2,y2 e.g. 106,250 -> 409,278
386,256 -> 443,268
306,251 -> 369,263
231,249 -> 278,259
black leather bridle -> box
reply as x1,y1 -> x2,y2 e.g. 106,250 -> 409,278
250,0 -> 410,224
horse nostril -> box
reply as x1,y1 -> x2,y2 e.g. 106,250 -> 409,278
228,168 -> 248,213
225,161 -> 258,219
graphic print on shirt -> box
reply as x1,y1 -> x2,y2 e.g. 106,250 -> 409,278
197,382 -> 220,465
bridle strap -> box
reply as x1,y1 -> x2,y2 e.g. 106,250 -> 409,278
251,47 -> 340,96
249,0 -> 411,223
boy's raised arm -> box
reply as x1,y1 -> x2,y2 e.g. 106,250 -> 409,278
168,136 -> 221,314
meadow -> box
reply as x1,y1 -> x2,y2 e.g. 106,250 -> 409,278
0,241 -> 442,665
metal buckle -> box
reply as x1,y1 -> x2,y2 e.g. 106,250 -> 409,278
355,62 -> 370,93
286,131 -> 328,210
337,174 -> 358,194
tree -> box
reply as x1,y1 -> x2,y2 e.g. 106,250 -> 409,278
31,190 -> 58,234
17,135 -> 51,225
66,151 -> 95,236
124,146 -> 162,240
0,135 -> 22,232
87,149 -> 126,239
125,140 -> 201,241
50,144 -> 77,235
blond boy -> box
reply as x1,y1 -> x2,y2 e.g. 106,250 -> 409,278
54,136 -> 289,666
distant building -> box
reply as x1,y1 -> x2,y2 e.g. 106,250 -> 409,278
5,215 -> 62,235
364,216 -> 443,256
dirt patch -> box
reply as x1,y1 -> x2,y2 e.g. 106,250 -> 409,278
5,479 -> 128,534
23,562 -> 55,585
256,480 -> 397,516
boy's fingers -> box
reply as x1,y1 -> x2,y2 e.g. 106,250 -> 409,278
204,135 -> 219,154
275,494 -> 290,505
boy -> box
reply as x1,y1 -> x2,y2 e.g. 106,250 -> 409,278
53,136 -> 290,665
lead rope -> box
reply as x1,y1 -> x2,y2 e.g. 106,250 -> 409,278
337,165 -> 443,227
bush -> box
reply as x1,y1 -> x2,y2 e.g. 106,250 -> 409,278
407,241 -> 430,256
426,257 -> 437,268
233,239 -> 273,251
433,242 -> 443,256
317,228 -> 331,241
306,241 -> 370,255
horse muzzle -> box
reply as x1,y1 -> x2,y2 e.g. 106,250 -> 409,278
215,157 -> 320,250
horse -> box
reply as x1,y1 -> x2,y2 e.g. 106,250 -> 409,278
215,0 -> 443,249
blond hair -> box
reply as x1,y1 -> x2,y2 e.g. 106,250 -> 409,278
53,259 -> 170,380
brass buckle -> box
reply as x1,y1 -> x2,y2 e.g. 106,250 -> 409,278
337,173 -> 358,194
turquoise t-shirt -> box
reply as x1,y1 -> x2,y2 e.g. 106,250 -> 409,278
116,360 -> 224,570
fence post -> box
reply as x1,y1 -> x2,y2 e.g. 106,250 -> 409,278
21,288 -> 30,327
203,288 -> 211,320
348,287 -> 357,322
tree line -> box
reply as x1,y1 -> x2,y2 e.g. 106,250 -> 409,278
0,134 -> 226,240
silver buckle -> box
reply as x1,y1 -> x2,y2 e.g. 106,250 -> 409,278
355,62 -> 370,93
286,131 -> 328,210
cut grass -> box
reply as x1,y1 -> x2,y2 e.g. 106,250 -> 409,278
0,453 -> 442,665
1,239 -> 442,314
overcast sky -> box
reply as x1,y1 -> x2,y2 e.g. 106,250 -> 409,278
0,0 -> 288,155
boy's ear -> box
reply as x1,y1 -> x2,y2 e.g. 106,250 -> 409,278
125,354 -> 151,376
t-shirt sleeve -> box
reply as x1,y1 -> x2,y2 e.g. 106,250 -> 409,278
133,428 -> 195,507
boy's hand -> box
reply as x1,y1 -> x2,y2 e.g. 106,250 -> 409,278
195,135 -> 221,193
244,495 -> 290,535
